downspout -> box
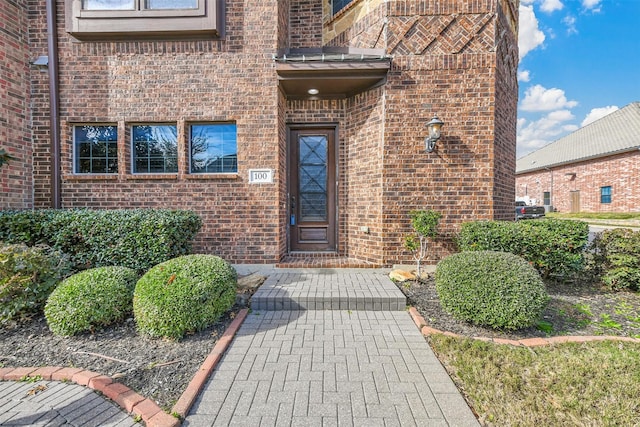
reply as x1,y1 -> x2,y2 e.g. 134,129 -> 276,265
46,0 -> 61,208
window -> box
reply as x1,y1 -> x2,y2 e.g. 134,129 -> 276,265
82,0 -> 197,10
600,186 -> 612,204
132,125 -> 178,174
74,125 -> 118,174
190,123 -> 237,174
543,191 -> 551,206
65,0 -> 221,40
332,0 -> 355,15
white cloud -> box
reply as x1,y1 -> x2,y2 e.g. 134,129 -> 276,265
540,0 -> 563,13
581,106 -> 619,127
520,84 -> 578,112
582,0 -> 602,12
518,5 -> 546,59
563,15 -> 578,34
517,69 -> 531,82
517,110 -> 579,156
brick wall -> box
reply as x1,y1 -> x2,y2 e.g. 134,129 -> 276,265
27,0 -> 285,262
289,0 -> 323,49
516,151 -> 640,213
19,0 -> 518,266
0,0 -> 32,209
492,0 -> 519,220
325,0 -> 519,264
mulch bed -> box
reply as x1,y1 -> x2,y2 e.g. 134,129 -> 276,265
0,307 -> 241,411
399,274 -> 640,340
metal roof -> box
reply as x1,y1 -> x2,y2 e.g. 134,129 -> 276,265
516,102 -> 640,174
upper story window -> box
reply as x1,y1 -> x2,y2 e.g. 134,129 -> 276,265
83,0 -> 197,9
132,124 -> 178,174
600,186 -> 612,204
74,125 -> 118,174
65,0 -> 222,40
332,0 -> 355,15
190,123 -> 237,174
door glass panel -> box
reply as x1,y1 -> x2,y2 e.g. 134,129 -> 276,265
299,135 -> 327,222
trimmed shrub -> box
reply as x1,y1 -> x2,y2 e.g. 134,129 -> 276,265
133,254 -> 237,339
0,209 -> 201,273
590,228 -> 640,291
457,219 -> 589,278
0,210 -> 52,246
435,251 -> 549,330
0,244 -> 71,325
44,266 -> 138,336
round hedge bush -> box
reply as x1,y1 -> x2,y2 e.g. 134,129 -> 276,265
44,266 -> 138,336
435,251 -> 549,330
133,254 -> 237,340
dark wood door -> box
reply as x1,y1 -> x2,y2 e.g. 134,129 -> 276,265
289,128 -> 336,252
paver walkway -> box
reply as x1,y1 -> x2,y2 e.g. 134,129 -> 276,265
185,269 -> 479,426
0,379 -> 136,426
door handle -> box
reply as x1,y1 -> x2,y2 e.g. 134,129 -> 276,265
290,196 -> 296,226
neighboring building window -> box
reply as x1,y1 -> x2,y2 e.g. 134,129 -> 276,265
543,191 -> 551,206
132,124 -> 178,173
600,186 -> 612,204
190,123 -> 237,174
65,0 -> 221,40
332,0 -> 354,15
74,125 -> 118,174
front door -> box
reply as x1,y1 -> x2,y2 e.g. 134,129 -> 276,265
288,127 -> 336,252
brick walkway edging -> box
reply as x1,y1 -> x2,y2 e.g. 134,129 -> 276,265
0,308 -> 249,427
408,307 -> 640,346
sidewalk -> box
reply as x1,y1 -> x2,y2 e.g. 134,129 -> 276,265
184,269 -> 479,426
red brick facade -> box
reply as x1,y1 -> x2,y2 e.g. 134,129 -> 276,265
0,0 -> 32,209
1,0 -> 519,266
516,151 -> 640,213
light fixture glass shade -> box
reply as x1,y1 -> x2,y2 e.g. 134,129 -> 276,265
425,115 -> 444,152
427,116 -> 444,140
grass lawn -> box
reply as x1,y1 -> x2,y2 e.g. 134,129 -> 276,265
429,335 -> 640,426
548,212 -> 640,221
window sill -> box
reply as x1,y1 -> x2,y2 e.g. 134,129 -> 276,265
126,174 -> 179,180
65,174 -> 119,181
184,173 -> 239,180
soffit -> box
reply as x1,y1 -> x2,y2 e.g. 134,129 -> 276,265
275,49 -> 391,99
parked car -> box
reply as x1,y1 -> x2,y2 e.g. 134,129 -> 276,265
515,201 -> 545,220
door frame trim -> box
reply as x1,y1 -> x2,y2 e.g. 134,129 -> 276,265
286,123 -> 339,253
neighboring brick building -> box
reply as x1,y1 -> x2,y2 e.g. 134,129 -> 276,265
516,102 -> 640,214
1,0 -> 519,266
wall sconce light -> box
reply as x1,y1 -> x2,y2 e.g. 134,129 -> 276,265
425,115 -> 444,152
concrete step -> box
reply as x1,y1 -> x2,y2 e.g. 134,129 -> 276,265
250,269 -> 406,311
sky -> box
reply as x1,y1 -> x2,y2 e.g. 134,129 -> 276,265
516,0 -> 640,158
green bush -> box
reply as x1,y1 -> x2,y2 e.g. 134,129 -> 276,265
0,210 -> 52,246
435,251 -> 549,330
457,219 -> 589,278
0,209 -> 201,273
0,244 -> 71,325
590,228 -> 640,291
133,254 -> 237,340
44,266 -> 138,336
